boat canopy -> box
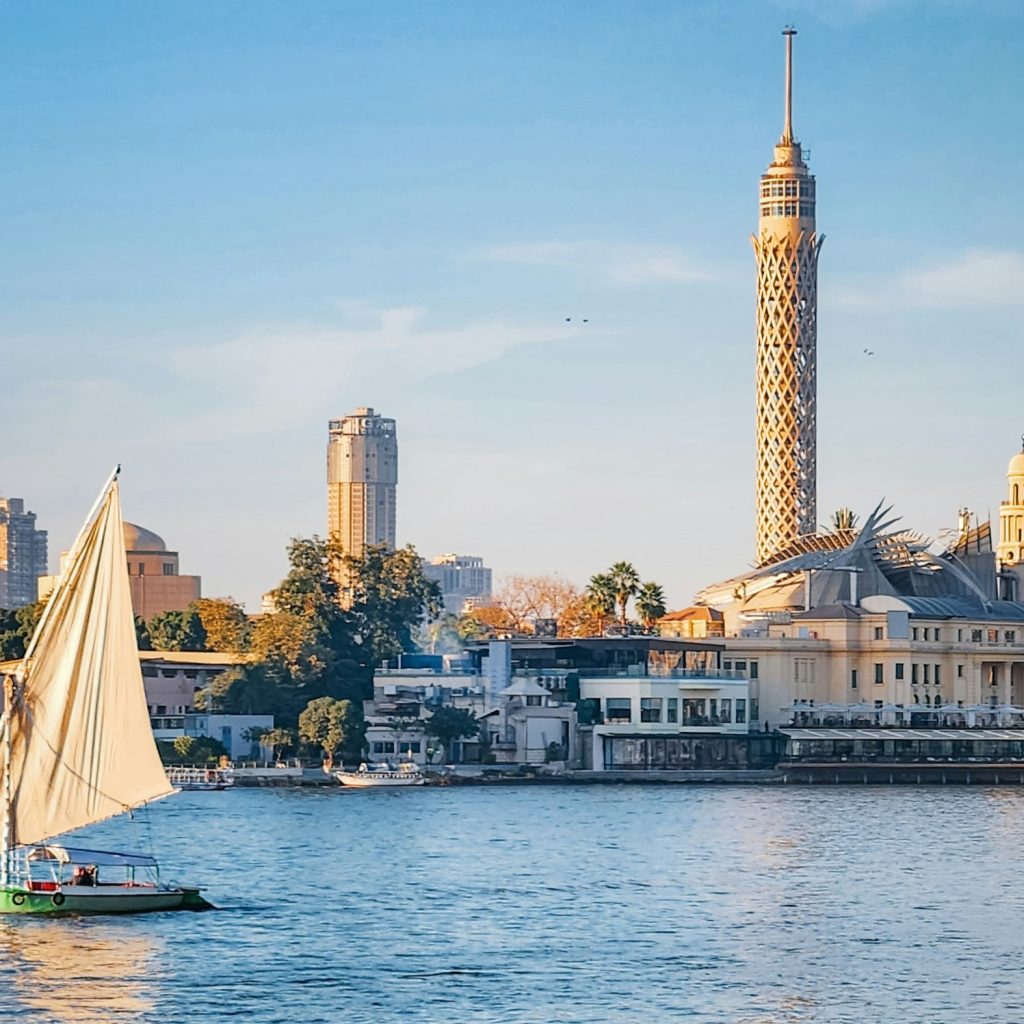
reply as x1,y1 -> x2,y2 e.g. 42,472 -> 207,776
25,845 -> 159,868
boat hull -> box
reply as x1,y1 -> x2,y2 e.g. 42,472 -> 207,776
335,772 -> 425,787
0,884 -> 213,916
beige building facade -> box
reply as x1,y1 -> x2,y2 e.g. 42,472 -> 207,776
327,407 -> 398,561
753,29 -> 823,565
997,445 -> 1024,600
727,597 -> 1024,728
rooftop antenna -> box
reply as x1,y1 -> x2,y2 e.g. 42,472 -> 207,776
782,26 -> 797,144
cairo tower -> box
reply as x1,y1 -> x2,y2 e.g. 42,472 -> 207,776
752,28 -> 824,565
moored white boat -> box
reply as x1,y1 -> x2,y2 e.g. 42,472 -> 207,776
334,762 -> 426,787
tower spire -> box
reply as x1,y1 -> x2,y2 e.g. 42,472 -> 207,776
782,27 -> 797,144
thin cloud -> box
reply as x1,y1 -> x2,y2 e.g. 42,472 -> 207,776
477,241 -> 715,286
156,305 -> 579,441
835,248 -> 1024,310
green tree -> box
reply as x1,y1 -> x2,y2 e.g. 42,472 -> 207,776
191,598 -> 251,652
0,600 -> 48,661
635,582 -> 667,629
274,537 -> 343,624
259,727 -> 296,760
173,735 -> 196,760
608,562 -> 641,626
195,662 -> 286,716
585,573 -> 616,633
298,696 -> 364,765
424,706 -> 479,762
148,609 -> 207,652
345,545 -> 443,665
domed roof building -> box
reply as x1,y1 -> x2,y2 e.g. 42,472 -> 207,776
122,523 -> 201,621
123,523 -> 167,552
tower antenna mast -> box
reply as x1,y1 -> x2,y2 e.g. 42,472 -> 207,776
782,26 -> 797,144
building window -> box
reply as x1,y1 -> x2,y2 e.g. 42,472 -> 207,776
640,698 -> 663,723
912,627 -> 918,640
933,628 -> 941,642
958,629 -> 964,642
736,699 -> 747,724
733,660 -> 747,671
895,663 -> 904,680
957,664 -> 964,677
723,661 -> 732,670
934,665 -> 941,685
605,698 -> 632,723
526,695 -> 542,706
912,664 -> 919,684
874,663 -> 884,685
874,700 -> 883,709
750,661 -> 759,679
851,669 -> 858,689
720,699 -> 733,723
667,698 -> 678,724
163,563 -> 174,576
1006,631 -> 1017,643
923,664 -> 931,684
972,630 -> 983,642
138,563 -> 145,576
988,629 -> 999,642
874,627 -> 884,640
682,699 -> 707,725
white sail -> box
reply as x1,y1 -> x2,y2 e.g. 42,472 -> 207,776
0,476 -> 174,848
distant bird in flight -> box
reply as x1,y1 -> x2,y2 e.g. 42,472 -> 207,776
565,317 -> 590,323
863,348 -> 875,356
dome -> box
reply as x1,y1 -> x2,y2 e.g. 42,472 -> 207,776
1009,451 -> 1024,479
123,522 -> 167,552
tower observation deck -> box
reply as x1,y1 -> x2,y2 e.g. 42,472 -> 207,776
752,28 -> 824,566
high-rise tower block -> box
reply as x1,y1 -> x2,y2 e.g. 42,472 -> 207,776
753,28 -> 824,565
327,407 -> 398,561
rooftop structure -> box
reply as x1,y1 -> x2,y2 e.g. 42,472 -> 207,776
753,28 -> 823,565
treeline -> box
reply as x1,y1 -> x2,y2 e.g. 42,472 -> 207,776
1,539 -> 442,737
450,561 -> 668,643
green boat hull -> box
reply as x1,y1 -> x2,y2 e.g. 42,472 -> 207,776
0,885 -> 213,916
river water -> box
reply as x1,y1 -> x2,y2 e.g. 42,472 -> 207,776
2,784 -> 1023,1023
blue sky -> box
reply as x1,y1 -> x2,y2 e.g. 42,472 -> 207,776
1,0 -> 1022,610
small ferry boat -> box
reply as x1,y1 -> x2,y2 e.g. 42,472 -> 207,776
334,762 -> 426,788
166,766 -> 235,791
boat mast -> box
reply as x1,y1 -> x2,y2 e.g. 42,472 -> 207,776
1,673 -> 13,887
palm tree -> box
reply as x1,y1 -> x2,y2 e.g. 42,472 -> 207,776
608,561 -> 641,627
635,582 -> 667,630
585,573 -> 616,634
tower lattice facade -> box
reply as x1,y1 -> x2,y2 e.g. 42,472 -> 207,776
753,28 -> 823,565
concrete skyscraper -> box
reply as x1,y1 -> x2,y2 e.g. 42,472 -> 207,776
326,407 -> 398,560
752,28 -> 824,565
0,497 -> 48,609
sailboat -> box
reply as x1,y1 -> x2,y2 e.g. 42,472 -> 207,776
0,469 -> 211,914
